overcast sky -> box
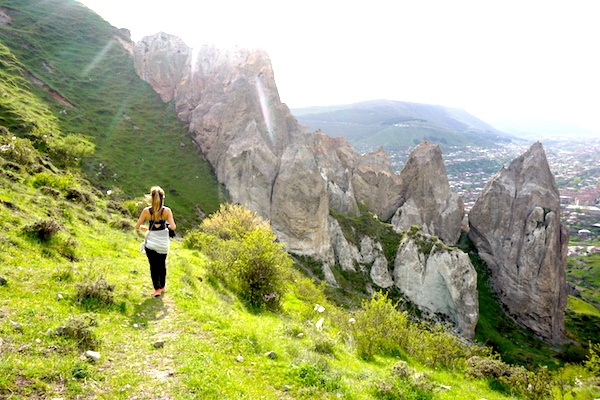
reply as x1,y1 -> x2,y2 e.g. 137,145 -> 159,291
78,0 -> 600,135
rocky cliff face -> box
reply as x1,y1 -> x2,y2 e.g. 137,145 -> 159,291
391,141 -> 464,245
328,218 -> 478,338
468,142 -> 568,343
133,33 -> 405,263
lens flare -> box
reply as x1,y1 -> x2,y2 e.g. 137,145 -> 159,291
82,41 -> 114,76
255,76 -> 274,142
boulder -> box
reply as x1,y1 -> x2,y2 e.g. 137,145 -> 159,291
468,142 -> 567,343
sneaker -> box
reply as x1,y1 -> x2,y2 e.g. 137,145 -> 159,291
151,289 -> 161,297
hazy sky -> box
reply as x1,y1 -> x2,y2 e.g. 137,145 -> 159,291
78,0 -> 600,135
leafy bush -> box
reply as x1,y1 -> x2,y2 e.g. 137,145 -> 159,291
373,363 -> 435,400
465,356 -> 514,379
232,228 -> 290,308
23,218 -> 63,241
31,171 -> 78,191
350,291 -> 410,360
184,204 -> 291,309
288,361 -> 342,392
0,132 -> 36,165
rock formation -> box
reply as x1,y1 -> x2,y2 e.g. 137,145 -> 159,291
132,33 -> 405,264
393,230 -> 479,339
468,142 -> 568,343
391,141 -> 464,245
327,218 -> 478,338
130,33 -> 483,336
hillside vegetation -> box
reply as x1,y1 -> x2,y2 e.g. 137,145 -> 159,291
2,151 -> 599,398
0,0 -> 224,230
1,1 -> 599,399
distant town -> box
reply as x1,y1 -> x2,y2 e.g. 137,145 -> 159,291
385,137 -> 600,242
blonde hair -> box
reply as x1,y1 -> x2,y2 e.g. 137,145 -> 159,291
149,186 -> 165,219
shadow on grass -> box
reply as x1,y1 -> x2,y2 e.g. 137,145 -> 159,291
130,296 -> 168,328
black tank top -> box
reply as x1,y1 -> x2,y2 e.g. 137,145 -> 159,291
148,207 -> 167,231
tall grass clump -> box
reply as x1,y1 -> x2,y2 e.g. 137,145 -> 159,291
75,274 -> 116,310
22,218 -> 63,241
184,203 -> 291,309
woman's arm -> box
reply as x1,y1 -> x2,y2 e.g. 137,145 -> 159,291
135,208 -> 149,231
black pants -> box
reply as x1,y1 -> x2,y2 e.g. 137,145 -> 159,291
145,247 -> 167,290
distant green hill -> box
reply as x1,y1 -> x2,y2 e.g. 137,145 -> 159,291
292,100 -> 514,152
0,0 -> 224,229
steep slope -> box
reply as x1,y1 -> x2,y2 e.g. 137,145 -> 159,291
292,99 -> 513,152
0,0 -> 224,228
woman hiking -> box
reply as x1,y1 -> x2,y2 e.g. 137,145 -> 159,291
135,186 -> 176,297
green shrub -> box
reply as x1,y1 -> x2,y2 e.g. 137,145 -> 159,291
373,364 -> 435,400
585,342 -> 600,375
232,228 -> 290,308
47,133 -> 95,167
0,133 -> 36,165
31,171 -> 78,191
288,361 -> 342,391
120,199 -> 143,218
185,204 -> 291,309
351,291 -> 410,360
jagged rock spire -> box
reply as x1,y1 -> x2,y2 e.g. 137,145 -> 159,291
468,142 -> 568,343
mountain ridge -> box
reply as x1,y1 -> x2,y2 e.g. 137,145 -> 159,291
292,99 -> 516,152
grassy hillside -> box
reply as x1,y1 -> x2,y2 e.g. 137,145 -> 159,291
2,157 -> 599,399
291,100 -> 513,153
0,0 -> 224,229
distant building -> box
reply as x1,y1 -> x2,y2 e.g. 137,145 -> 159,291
578,229 -> 592,239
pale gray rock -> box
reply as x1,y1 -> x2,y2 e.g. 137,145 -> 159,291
392,142 -> 464,245
270,146 -> 333,262
370,254 -> 393,288
468,142 -> 567,343
393,232 -> 478,338
352,147 -> 402,221
328,216 -> 360,272
322,263 -> 339,287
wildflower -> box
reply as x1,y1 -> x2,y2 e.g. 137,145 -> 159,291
348,318 -> 356,323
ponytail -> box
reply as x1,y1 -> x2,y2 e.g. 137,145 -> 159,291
149,186 -> 165,219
